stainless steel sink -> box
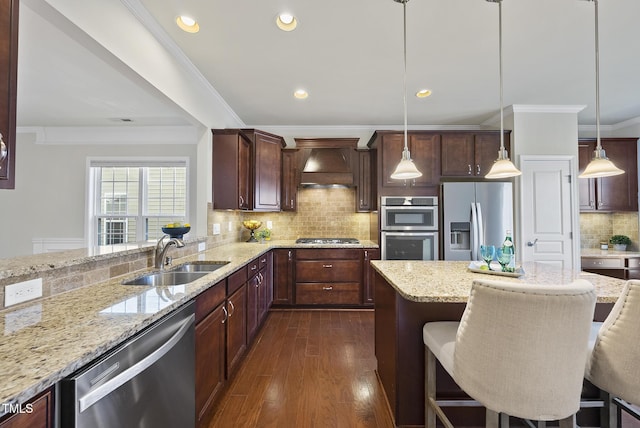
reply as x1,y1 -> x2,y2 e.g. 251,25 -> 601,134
171,261 -> 230,272
122,271 -> 209,286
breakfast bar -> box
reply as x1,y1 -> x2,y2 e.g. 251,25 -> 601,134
371,260 -> 627,427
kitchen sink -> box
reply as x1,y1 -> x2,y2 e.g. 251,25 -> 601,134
122,271 -> 209,286
171,261 -> 230,272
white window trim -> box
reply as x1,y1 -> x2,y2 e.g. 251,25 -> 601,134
86,157 -> 190,248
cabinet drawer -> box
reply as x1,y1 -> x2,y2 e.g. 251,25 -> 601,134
258,254 -> 269,269
626,258 -> 640,269
247,259 -> 260,276
295,260 -> 361,282
195,280 -> 225,323
228,266 -> 248,294
295,282 -> 360,305
296,249 -> 361,260
581,258 -> 623,269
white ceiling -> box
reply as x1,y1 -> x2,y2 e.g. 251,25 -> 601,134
15,0 -> 640,132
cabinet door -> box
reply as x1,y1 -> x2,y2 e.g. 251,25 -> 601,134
272,249 -> 294,304
195,304 -> 226,425
246,273 -> 259,341
357,150 -> 373,212
409,134 -> 441,188
578,142 -> 597,211
253,132 -> 282,211
363,249 -> 380,305
237,136 -> 251,209
0,0 -> 18,190
598,139 -> 638,211
474,133 -> 509,177
226,285 -> 247,376
212,131 -> 251,210
0,388 -> 54,428
281,149 -> 298,211
441,133 -> 475,177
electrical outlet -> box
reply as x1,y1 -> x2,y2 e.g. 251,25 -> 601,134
198,242 -> 206,252
228,222 -> 233,232
5,278 -> 43,307
212,223 -> 221,235
266,221 -> 273,229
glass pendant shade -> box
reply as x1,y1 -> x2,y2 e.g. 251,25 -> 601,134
485,149 -> 522,179
390,149 -> 422,180
579,148 -> 624,178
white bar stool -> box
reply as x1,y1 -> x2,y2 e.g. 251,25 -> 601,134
586,279 -> 640,427
423,278 -> 596,428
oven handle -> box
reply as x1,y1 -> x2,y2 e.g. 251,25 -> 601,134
78,313 -> 195,413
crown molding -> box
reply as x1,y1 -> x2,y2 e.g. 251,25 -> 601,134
18,125 -> 199,145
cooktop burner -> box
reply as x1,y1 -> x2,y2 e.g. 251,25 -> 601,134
295,238 -> 360,245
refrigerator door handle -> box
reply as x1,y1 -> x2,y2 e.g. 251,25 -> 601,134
470,203 -> 478,260
476,202 -> 485,248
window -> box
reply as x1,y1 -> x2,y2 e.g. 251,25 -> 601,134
90,161 -> 188,246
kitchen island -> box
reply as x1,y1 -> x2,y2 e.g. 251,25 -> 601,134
371,260 -> 626,427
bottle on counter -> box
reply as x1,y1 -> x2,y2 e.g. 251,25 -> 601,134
501,230 -> 515,272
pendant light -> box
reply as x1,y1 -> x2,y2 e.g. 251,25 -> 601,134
390,0 -> 422,181
579,0 -> 624,178
485,0 -> 521,179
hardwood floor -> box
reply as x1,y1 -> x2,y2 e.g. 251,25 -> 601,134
205,310 -> 395,428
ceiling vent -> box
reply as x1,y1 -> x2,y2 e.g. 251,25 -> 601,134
295,138 -> 358,187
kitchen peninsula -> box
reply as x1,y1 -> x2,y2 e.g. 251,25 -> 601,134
372,260 -> 626,427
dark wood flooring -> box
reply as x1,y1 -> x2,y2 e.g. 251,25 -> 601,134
206,310 -> 395,428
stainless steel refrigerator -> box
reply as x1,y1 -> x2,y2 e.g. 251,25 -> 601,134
441,181 -> 514,261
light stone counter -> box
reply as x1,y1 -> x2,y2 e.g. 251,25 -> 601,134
581,248 -> 640,259
0,239 -> 378,416
371,260 -> 626,303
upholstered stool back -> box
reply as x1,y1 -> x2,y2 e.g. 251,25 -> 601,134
453,278 -> 596,421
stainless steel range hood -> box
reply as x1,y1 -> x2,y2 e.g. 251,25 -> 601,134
296,138 -> 358,187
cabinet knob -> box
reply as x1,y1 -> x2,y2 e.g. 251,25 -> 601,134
468,164 -> 472,175
288,250 -> 292,261
222,306 -> 228,324
290,199 -> 294,206
322,286 -> 333,291
476,164 -> 481,175
322,264 -> 333,268
228,300 -> 235,316
239,195 -> 245,207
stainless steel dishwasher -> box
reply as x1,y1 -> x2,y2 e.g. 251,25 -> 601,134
60,301 -> 195,428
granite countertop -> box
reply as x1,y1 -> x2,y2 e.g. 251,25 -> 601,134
0,239 -> 378,415
371,260 -> 627,304
581,248 -> 640,259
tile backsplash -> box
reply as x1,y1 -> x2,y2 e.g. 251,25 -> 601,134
208,188 -> 372,242
580,212 -> 639,251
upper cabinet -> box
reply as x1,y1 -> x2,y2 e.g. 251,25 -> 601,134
369,131 -> 441,196
441,132 -> 510,177
212,129 -> 285,211
0,0 -> 18,189
579,138 -> 638,212
281,148 -> 299,212
356,149 -> 377,212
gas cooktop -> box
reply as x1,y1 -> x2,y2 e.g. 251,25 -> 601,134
295,238 -> 360,245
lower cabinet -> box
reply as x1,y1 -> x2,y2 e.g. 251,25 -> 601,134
247,253 -> 273,342
0,388 -> 54,428
295,249 -> 363,305
363,248 -> 381,306
273,249 -> 294,305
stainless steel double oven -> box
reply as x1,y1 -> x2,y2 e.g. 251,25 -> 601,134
380,196 -> 439,260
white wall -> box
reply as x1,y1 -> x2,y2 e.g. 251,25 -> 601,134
0,130 -> 203,259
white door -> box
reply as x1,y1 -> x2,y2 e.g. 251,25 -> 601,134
520,156 -> 575,269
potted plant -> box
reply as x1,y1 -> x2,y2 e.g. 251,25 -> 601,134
609,235 -> 632,251
256,228 -> 271,243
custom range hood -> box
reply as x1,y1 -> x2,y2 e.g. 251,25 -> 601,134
295,138 -> 358,187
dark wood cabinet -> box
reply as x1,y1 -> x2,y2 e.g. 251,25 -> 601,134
295,249 -> 363,305
212,129 -> 285,211
356,149 -> 377,212
441,132 -> 509,177
195,280 -> 227,426
371,131 -> 441,196
281,149 -> 299,211
272,249 -> 294,305
226,283 -> 247,377
0,0 -> 18,189
244,130 -> 285,211
0,388 -> 54,428
363,248 -> 380,306
246,252 -> 273,342
578,138 -> 638,212
212,130 -> 252,210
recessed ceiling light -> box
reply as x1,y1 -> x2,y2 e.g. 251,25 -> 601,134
294,89 -> 308,99
176,15 -> 200,33
416,89 -> 432,98
276,13 -> 297,31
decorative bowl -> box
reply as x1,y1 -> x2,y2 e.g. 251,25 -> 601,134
242,220 -> 262,230
161,226 -> 190,239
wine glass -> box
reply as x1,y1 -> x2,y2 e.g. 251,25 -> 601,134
496,248 -> 512,272
480,245 -> 496,270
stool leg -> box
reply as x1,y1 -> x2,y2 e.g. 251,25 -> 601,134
425,346 -> 436,428
599,391 -> 617,428
500,412 -> 510,428
486,409 -> 499,428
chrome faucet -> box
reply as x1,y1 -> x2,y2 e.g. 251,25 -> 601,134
155,234 -> 185,269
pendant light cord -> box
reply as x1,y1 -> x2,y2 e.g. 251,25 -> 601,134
594,0 -> 602,151
402,0 -> 409,153
498,0 -> 505,152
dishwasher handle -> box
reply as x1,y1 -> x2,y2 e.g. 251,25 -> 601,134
78,313 -> 195,413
